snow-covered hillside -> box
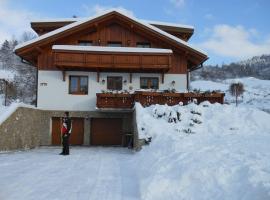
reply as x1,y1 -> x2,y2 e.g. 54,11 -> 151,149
191,77 -> 270,112
136,102 -> 270,200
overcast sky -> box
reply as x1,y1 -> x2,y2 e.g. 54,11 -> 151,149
0,0 -> 269,65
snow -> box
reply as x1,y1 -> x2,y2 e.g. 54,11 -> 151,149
191,77 -> 270,112
0,147 -> 140,200
1,102 -> 270,199
141,20 -> 194,30
0,70 -> 15,82
15,9 -> 206,57
1,101 -> 270,199
0,103 -> 35,125
53,45 -> 173,53
136,102 -> 270,200
31,18 -> 194,30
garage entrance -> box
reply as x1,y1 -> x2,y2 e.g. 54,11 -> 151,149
51,117 -> 84,145
91,118 -> 123,146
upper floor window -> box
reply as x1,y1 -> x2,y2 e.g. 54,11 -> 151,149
107,41 -> 122,47
107,76 -> 122,90
69,76 -> 88,95
78,40 -> 93,46
136,42 -> 151,48
140,77 -> 159,89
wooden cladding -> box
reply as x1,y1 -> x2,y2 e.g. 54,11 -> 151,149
53,50 -> 172,72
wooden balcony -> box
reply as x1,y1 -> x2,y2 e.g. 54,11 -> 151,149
53,45 -> 172,72
96,91 -> 225,109
96,93 -> 134,109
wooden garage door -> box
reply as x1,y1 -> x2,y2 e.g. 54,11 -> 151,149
91,118 -> 123,146
51,117 -> 84,145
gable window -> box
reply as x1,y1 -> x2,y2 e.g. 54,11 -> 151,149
107,76 -> 122,90
140,77 -> 159,89
107,41 -> 122,47
69,76 -> 88,95
78,40 -> 92,46
136,42 -> 151,48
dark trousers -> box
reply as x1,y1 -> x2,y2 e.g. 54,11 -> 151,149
62,135 -> 70,155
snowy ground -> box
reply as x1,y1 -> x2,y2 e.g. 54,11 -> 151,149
1,102 -> 270,200
191,77 -> 270,112
136,102 -> 270,200
0,147 -> 140,200
1,77 -> 270,199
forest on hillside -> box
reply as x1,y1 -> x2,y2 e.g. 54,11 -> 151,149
191,55 -> 270,81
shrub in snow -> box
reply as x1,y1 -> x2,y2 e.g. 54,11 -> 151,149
229,82 -> 244,106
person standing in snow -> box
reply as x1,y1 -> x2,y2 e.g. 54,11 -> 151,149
60,112 -> 72,155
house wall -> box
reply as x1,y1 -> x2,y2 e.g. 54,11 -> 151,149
38,70 -> 187,111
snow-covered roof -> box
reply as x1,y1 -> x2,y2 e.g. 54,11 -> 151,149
15,9 -> 206,57
31,18 -> 194,30
52,45 -> 173,54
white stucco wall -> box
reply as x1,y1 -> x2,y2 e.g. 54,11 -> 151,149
38,70 -> 187,111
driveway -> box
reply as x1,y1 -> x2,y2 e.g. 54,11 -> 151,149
0,147 -> 140,200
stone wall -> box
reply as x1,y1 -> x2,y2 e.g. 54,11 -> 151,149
0,107 -> 46,151
0,107 -> 136,151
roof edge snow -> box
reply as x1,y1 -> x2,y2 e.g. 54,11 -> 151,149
52,45 -> 173,53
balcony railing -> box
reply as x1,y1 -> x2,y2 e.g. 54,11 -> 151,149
96,91 -> 225,109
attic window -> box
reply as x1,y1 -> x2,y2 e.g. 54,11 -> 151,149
136,42 -> 151,48
107,41 -> 122,47
78,40 -> 93,46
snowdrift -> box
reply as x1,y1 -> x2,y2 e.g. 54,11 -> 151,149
136,102 -> 270,200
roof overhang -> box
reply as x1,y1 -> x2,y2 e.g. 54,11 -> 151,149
15,9 -> 207,67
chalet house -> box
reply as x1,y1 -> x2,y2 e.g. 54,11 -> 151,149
14,10 -> 208,147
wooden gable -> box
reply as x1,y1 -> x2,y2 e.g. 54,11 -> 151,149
16,11 -> 207,73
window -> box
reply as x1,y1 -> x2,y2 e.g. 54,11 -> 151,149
136,42 -> 151,48
107,76 -> 123,90
78,40 -> 92,46
107,41 -> 122,47
140,77 -> 159,89
69,76 -> 88,95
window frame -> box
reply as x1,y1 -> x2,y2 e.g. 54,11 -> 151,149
69,75 -> 89,95
78,40 -> 93,46
136,42 -> 151,48
107,76 -> 123,91
107,41 -> 122,47
140,77 -> 159,89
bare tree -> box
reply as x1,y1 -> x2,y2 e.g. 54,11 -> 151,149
20,31 -> 37,43
229,82 -> 244,106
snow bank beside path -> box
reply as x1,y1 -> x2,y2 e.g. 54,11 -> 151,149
136,102 -> 270,200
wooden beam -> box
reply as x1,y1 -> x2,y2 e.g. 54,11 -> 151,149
129,73 -> 132,83
97,71 -> 100,82
62,71 -> 66,82
161,73 -> 164,84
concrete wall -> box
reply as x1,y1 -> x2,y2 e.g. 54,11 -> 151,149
38,70 -> 187,111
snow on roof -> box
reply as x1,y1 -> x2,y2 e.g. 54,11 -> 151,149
0,70 -> 15,82
141,20 -> 194,30
52,45 -> 173,54
31,18 -> 194,30
15,9 -> 206,57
